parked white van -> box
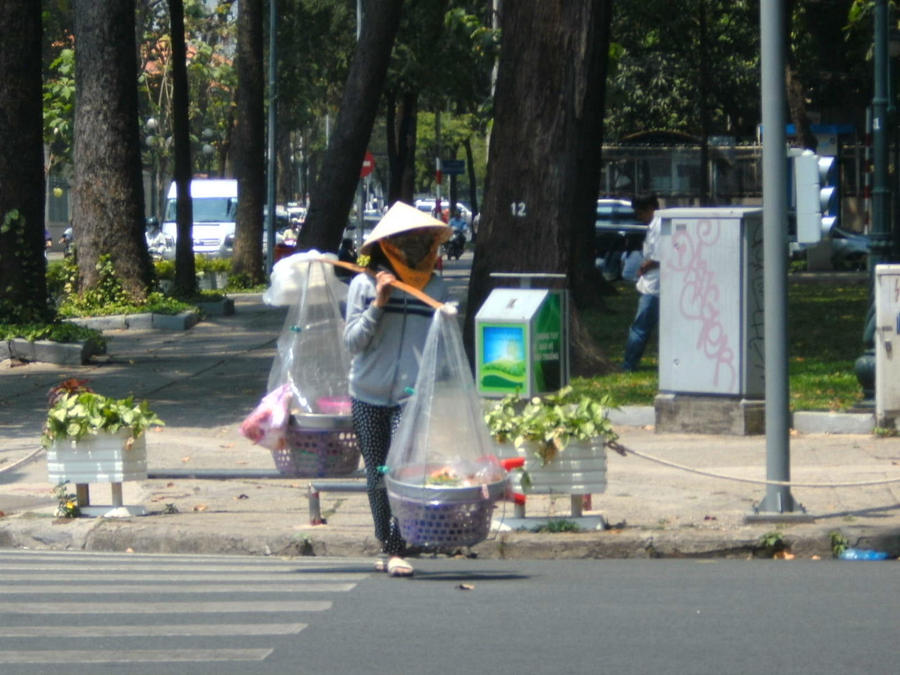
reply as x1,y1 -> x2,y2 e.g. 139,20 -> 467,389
161,179 -> 238,257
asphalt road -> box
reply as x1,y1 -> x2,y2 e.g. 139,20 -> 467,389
2,550 -> 896,675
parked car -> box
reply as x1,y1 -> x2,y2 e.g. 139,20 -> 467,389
594,198 -> 647,281
790,226 -> 870,271
830,227 -> 869,271
414,197 -> 472,224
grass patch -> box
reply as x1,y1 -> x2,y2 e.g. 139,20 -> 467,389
574,278 -> 868,412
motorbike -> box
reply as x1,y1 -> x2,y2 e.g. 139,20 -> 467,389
443,230 -> 466,260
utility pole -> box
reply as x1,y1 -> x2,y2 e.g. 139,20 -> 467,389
749,0 -> 804,519
265,0 -> 278,274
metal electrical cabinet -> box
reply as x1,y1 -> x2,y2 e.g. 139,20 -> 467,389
657,207 -> 765,398
875,264 -> 900,425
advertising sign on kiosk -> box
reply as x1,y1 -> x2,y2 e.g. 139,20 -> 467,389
475,287 -> 566,397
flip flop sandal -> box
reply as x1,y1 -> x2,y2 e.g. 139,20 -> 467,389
387,557 -> 414,577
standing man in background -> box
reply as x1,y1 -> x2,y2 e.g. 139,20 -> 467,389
623,193 -> 661,372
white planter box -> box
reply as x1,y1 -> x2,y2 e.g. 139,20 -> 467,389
47,430 -> 148,484
518,438 -> 607,495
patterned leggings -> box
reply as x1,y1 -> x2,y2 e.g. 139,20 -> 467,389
351,398 -> 406,555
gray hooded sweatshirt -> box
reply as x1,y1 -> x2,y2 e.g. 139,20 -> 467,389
343,273 -> 449,406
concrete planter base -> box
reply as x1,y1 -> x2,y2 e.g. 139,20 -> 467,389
70,310 -> 199,331
655,393 -> 765,435
196,297 -> 235,316
1,338 -> 105,365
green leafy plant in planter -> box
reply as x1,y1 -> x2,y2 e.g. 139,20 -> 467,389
41,378 -> 164,449
485,386 -> 619,465
153,259 -> 175,282
56,254 -> 193,317
0,320 -> 105,348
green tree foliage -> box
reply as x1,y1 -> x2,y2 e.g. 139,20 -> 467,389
276,0 -> 355,200
385,1 -> 497,205
606,1 -> 870,143
137,0 -> 237,185
606,0 -> 759,140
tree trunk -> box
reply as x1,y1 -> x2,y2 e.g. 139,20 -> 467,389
0,0 -> 48,323
464,0 -> 613,375
72,0 -> 153,300
463,137 -> 478,219
169,0 -> 197,296
232,0 -> 265,283
277,115 -> 293,203
298,0 -> 404,252
386,89 -> 418,205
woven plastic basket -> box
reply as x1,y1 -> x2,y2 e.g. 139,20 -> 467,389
270,414 -> 359,477
385,467 -> 508,551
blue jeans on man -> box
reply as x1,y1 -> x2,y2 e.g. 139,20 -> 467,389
623,292 -> 659,372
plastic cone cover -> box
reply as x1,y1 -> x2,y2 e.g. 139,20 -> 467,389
360,201 -> 451,254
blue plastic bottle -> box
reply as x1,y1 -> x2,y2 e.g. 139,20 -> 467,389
838,548 -> 890,561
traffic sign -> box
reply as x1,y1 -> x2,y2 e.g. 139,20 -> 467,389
442,159 -> 466,175
360,151 -> 375,178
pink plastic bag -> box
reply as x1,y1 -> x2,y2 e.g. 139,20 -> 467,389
240,384 -> 292,450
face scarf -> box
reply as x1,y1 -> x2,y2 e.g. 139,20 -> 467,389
380,232 -> 442,291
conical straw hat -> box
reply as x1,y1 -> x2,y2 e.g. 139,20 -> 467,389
360,201 -> 451,254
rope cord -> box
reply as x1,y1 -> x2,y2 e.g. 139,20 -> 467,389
607,441 -> 900,489
0,447 -> 45,476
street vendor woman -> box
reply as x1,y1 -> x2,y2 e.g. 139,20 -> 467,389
343,201 -> 451,578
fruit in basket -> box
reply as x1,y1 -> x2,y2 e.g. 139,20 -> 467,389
316,396 -> 352,415
426,467 -> 463,486
421,461 -> 507,487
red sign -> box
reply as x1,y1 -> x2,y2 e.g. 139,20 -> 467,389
360,151 -> 375,178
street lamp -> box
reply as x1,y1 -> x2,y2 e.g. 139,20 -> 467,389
145,117 -> 160,219
854,0 -> 895,405
201,128 -> 216,177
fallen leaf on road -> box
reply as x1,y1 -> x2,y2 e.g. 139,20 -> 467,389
457,584 -> 475,591
181,456 -> 191,463
166,482 -> 175,487
193,504 -> 207,512
234,494 -> 249,500
774,551 -> 795,560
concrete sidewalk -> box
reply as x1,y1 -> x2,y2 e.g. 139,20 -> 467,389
2,291 -> 899,561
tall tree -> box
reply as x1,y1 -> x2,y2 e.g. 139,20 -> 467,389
465,0 -> 613,374
231,0 -> 265,282
72,0 -> 154,299
0,1 -> 48,323
169,0 -> 197,295
298,0 -> 404,252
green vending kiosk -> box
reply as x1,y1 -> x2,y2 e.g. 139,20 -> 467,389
475,288 -> 567,397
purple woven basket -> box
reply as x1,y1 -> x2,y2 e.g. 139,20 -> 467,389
270,415 -> 359,478
387,491 -> 496,550
385,469 -> 507,551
